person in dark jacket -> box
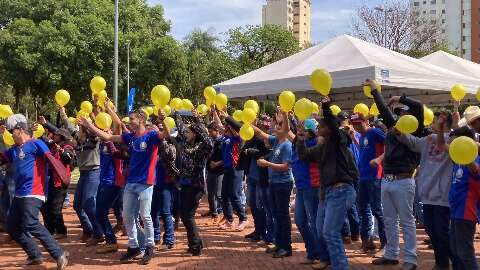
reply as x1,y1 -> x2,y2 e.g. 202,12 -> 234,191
204,122 -> 224,223
367,79 -> 423,270
297,97 -> 359,270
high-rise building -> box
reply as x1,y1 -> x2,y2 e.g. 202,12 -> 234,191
262,0 -> 311,48
411,0 -> 480,63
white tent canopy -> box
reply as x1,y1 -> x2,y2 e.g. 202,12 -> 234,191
421,50 -> 480,80
216,35 -> 480,108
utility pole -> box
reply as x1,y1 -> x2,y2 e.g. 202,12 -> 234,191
113,0 -> 119,108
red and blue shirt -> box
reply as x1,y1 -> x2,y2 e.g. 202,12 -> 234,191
221,136 -> 240,169
3,139 -> 50,197
99,142 -> 124,187
358,128 -> 385,181
292,138 -> 320,189
449,157 -> 480,222
122,131 -> 161,185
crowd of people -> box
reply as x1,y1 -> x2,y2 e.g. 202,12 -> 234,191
0,79 -> 479,270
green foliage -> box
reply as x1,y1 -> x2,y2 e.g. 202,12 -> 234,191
404,41 -> 459,59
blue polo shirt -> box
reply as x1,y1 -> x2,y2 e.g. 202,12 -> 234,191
267,136 -> 293,184
358,128 -> 385,181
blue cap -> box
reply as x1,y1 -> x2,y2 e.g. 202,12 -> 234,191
304,118 -> 318,131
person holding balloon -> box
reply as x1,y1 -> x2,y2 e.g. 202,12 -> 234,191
78,108 -> 170,264
437,124 -> 480,270
367,79 -> 423,270
172,108 -> 213,256
296,97 -> 359,270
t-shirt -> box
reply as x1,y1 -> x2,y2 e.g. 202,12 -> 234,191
267,136 -> 293,184
358,128 -> 385,181
121,131 -> 162,185
349,131 -> 361,165
3,139 -> 50,198
292,138 -> 320,190
449,157 -> 480,222
247,157 -> 260,182
221,136 -> 240,170
99,142 -> 124,187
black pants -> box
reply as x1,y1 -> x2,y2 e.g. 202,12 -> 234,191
180,185 -> 204,249
42,185 -> 68,235
7,197 -> 64,260
207,172 -> 223,216
423,204 -> 454,268
450,219 -> 477,270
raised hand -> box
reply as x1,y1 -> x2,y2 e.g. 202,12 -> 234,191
38,116 -> 47,125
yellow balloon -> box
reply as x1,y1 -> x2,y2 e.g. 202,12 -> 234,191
451,83 -> 466,102
241,108 -> 256,124
363,81 -> 382,98
33,124 -> 45,139
142,108 -> 151,118
197,104 -> 209,116
206,98 -> 213,108
395,115 -> 419,134
310,69 -> 332,96
97,90 -> 108,100
0,105 -> 14,119
369,103 -> 380,117
233,110 -> 243,122
163,105 -> 172,116
449,136 -> 479,165
354,103 -> 369,118
311,102 -> 319,114
279,90 -> 296,112
145,107 -> 154,117
214,93 -> 228,110
244,100 -> 259,114
164,117 -> 176,130
424,106 -> 434,126
151,85 -> 171,108
330,105 -> 341,116
3,130 -> 14,146
239,124 -> 254,141
294,98 -> 313,121
76,110 -> 91,122
182,99 -> 194,110
55,89 -> 70,107
90,76 -> 106,94
80,101 -> 93,114
68,117 -> 77,126
170,98 -> 183,111
122,117 -> 130,123
204,86 -> 217,101
95,112 -> 112,130
476,88 -> 480,102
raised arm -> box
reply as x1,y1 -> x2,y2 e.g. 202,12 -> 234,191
104,98 -> 122,135
399,94 -> 424,137
78,117 -> 122,143
58,107 -> 76,135
368,80 -> 396,129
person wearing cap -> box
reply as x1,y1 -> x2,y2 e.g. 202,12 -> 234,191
204,122 -> 224,223
288,118 -> 322,264
38,116 -> 76,240
437,125 -> 480,270
0,114 -> 69,269
296,97 -> 359,270
350,113 -> 387,253
78,108 -> 170,264
367,79 -> 424,270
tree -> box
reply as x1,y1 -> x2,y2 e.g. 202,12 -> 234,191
224,25 -> 300,73
0,0 -> 187,116
351,0 -> 443,53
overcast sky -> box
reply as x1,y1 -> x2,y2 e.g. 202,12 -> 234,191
147,0 -> 384,43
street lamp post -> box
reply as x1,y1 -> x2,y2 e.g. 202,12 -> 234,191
375,6 -> 393,48
126,40 -> 130,113
113,0 -> 119,108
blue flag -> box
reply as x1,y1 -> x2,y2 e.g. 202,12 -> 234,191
127,87 -> 136,113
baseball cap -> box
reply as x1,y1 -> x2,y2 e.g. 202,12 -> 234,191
304,118 -> 318,131
55,128 -> 72,141
6,114 -> 28,131
349,113 -> 367,124
337,111 -> 349,121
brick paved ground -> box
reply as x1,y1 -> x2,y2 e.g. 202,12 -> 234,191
0,197 -> 478,270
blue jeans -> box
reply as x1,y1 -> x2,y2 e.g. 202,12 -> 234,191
222,169 -> 247,222
342,204 -> 360,237
270,182 -> 293,251
7,197 -> 64,260
414,184 -> 424,225
381,178 -> 417,264
450,219 -> 477,270
358,179 -> 386,245
74,169 -> 102,238
258,185 -> 275,243
151,184 -> 175,246
0,171 -> 14,227
95,183 -> 121,244
206,172 -> 223,216
316,184 -> 356,269
123,183 -> 154,249
294,187 -> 321,260
247,178 -> 265,236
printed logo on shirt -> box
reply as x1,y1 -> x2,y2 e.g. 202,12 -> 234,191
363,138 -> 369,146
18,149 -> 25,160
140,141 -> 147,151
103,146 -> 108,153
274,149 -> 281,157
454,168 -> 463,183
